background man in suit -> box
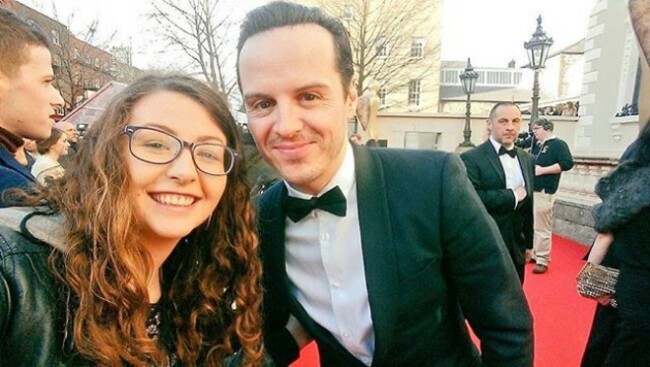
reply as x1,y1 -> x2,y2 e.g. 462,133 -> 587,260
237,2 -> 533,366
0,7 -> 64,206
461,102 -> 535,284
530,118 -> 574,274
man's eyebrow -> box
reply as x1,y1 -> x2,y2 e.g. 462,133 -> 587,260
243,92 -> 271,102
295,83 -> 330,92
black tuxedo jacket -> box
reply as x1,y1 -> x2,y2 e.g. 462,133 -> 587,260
460,141 -> 535,267
257,146 -> 533,367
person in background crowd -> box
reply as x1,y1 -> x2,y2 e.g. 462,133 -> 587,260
461,102 -> 535,284
0,7 -> 64,206
237,2 -> 533,366
56,121 -> 79,168
530,118 -> 574,274
22,138 -> 38,169
31,127 -> 69,185
0,74 -> 268,366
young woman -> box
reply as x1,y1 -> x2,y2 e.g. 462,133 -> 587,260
30,127 -> 69,185
0,74 -> 266,366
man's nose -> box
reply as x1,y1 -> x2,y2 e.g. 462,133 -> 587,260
52,88 -> 64,107
274,102 -> 302,136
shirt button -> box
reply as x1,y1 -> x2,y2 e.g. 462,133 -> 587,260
332,280 -> 340,288
342,331 -> 351,338
321,232 -> 329,242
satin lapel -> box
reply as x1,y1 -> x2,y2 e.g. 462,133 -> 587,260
260,184 -> 292,302
353,145 -> 398,364
517,150 -> 534,196
0,148 -> 35,182
481,141 -> 506,185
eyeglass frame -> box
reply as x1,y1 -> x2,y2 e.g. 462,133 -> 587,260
121,125 -> 238,176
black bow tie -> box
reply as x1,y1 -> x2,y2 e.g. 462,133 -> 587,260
284,186 -> 347,222
498,146 -> 517,158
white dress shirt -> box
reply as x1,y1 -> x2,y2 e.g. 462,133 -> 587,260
284,143 -> 375,366
489,137 -> 526,208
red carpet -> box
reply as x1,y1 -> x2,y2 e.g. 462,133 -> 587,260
290,235 -> 596,367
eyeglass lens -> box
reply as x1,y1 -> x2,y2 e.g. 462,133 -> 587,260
129,128 -> 233,175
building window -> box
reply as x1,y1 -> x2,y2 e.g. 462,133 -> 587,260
411,37 -> 425,58
378,85 -> 387,106
94,57 -> 100,68
342,5 -> 354,20
376,37 -> 389,58
73,48 -> 80,60
408,79 -> 421,106
51,30 -> 60,46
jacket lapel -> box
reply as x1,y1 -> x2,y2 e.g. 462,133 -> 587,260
353,145 -> 398,364
517,149 -> 534,196
481,141 -> 506,185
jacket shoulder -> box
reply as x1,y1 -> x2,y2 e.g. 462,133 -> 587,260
0,224 -> 51,256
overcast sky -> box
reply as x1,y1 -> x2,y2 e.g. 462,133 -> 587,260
19,0 -> 596,69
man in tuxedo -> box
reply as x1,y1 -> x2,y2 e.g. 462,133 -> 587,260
460,102 -> 535,283
237,2 -> 533,366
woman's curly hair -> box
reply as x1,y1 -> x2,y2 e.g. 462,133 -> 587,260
40,74 -> 264,366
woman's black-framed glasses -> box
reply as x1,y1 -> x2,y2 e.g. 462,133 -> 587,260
122,125 -> 237,176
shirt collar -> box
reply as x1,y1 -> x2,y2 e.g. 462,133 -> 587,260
488,136 -> 515,154
285,142 -> 356,200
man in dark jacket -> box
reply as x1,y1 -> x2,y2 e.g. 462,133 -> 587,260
0,7 -> 64,206
237,2 -> 533,366
461,102 -> 535,283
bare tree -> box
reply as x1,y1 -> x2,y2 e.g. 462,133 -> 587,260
48,3 -> 117,109
149,0 -> 238,102
315,0 -> 440,109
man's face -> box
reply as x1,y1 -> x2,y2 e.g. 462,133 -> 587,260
0,46 -> 64,140
57,121 -> 79,143
238,24 -> 357,195
487,105 -> 522,148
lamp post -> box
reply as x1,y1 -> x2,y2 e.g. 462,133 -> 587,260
524,15 -> 553,123
458,58 -> 479,148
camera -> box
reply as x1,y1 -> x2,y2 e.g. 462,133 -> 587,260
515,131 -> 533,149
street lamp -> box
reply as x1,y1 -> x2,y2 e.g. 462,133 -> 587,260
524,15 -> 553,123
458,57 -> 479,148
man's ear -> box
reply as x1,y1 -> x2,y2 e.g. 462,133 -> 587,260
485,119 -> 493,133
346,83 -> 358,118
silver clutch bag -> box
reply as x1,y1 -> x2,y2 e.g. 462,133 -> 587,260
576,262 -> 620,308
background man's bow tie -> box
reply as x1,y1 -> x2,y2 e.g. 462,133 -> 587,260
499,146 -> 517,158
284,186 -> 347,222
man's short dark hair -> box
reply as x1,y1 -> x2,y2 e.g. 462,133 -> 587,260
489,102 -> 521,120
236,1 -> 354,95
0,7 -> 51,77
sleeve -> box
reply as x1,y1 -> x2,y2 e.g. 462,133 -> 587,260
556,140 -> 574,171
440,154 -> 534,366
460,152 -> 517,215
